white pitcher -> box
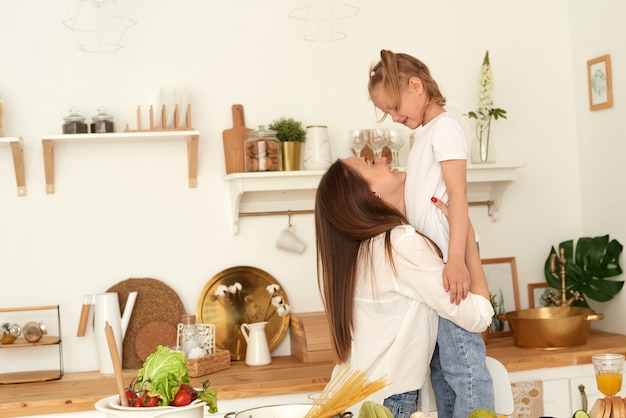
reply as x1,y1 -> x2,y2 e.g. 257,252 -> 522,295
77,291 -> 138,374
240,321 -> 271,366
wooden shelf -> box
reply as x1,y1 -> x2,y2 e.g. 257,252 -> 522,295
225,170 -> 325,234
41,131 -> 199,194
0,137 -> 26,196
466,163 -> 526,220
0,336 -> 60,348
0,305 -> 63,386
0,370 -> 62,385
224,163 -> 524,234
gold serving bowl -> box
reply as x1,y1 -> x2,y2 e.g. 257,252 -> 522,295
498,306 -> 604,350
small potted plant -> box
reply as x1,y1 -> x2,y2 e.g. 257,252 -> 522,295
269,117 -> 306,171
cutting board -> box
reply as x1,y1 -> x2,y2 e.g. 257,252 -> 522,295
222,104 -> 253,174
106,278 -> 186,369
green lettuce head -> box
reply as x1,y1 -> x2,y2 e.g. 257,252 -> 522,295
137,345 -> 190,405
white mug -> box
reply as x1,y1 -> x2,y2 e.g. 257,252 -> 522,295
276,225 -> 305,254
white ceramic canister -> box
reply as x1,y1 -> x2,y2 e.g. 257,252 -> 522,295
303,125 -> 331,170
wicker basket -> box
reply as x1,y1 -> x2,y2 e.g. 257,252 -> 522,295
185,349 -> 231,377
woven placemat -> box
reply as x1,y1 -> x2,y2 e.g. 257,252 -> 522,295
107,278 -> 186,369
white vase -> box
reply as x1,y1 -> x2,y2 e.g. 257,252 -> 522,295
303,125 -> 332,170
240,321 -> 271,366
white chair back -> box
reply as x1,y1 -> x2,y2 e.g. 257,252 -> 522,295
486,356 -> 515,416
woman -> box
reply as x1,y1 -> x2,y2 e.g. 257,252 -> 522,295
314,157 -> 493,417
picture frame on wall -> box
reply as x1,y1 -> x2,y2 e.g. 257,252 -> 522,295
482,257 -> 520,337
527,282 -> 552,308
587,54 -> 613,111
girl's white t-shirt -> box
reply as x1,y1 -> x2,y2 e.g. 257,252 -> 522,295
404,112 -> 468,262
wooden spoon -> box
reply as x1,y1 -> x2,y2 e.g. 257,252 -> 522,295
105,321 -> 129,407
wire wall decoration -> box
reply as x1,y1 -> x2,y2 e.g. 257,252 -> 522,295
289,0 -> 359,42
63,0 -> 137,53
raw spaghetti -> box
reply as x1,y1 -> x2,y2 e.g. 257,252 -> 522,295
304,365 -> 389,418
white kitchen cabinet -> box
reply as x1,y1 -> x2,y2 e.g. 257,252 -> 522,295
0,305 -> 63,384
225,163 -> 525,234
41,131 -> 199,194
0,136 -> 26,196
509,364 -> 626,417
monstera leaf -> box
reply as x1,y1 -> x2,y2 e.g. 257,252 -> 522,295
544,235 -> 624,307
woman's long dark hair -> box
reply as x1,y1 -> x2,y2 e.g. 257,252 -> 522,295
314,159 -> 408,362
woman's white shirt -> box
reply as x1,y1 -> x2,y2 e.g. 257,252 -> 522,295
341,224 -> 493,404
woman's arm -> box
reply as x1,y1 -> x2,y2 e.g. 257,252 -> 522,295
391,227 -> 493,332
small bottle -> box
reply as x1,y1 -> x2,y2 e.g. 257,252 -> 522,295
1,322 -> 21,344
62,108 -> 88,134
90,107 -> 115,133
180,314 -> 200,358
23,321 -> 47,343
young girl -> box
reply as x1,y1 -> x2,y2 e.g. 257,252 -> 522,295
367,50 -> 494,418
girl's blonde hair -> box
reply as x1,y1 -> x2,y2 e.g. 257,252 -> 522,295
368,50 -> 446,120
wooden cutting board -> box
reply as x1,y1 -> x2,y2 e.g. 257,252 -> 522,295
106,278 -> 186,369
222,104 -> 253,174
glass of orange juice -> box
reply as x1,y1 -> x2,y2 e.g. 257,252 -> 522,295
592,353 -> 624,397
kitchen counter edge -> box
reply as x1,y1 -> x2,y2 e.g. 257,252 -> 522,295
2,331 -> 626,416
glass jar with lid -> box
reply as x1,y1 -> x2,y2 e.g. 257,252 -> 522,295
244,125 -> 282,172
90,107 -> 115,133
62,108 -> 88,134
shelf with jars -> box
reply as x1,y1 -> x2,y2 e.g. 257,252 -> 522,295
0,137 -> 26,196
224,163 -> 524,234
0,305 -> 63,384
41,131 -> 199,194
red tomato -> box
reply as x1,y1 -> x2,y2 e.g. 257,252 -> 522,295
137,390 -> 159,407
172,389 -> 193,407
124,389 -> 138,407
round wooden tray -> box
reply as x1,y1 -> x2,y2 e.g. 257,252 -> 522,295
107,278 -> 186,369
195,266 -> 290,361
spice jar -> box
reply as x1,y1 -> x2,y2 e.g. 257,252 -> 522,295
180,314 -> 203,358
62,108 -> 88,134
244,125 -> 282,172
1,322 -> 21,344
22,321 -> 47,343
90,107 -> 115,133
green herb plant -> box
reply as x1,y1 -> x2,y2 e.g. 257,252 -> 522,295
268,117 -> 306,142
543,235 -> 624,307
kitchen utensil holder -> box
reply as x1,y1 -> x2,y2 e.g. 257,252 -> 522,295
124,104 -> 193,132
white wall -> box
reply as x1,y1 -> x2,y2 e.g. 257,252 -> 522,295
568,1 -> 626,334
0,0 -> 623,373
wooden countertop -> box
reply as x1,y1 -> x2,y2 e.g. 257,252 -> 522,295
0,356 -> 334,417
2,331 -> 626,417
485,329 -> 626,372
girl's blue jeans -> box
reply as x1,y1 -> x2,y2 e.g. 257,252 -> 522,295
430,317 -> 495,418
383,389 -> 419,418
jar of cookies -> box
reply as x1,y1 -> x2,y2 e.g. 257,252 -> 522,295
244,125 -> 282,172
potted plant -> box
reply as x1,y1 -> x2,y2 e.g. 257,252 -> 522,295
269,117 -> 306,171
543,235 -> 624,307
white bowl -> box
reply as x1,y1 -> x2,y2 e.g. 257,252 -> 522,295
95,395 -> 205,418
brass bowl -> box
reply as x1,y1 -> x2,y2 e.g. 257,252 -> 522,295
498,307 -> 604,350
